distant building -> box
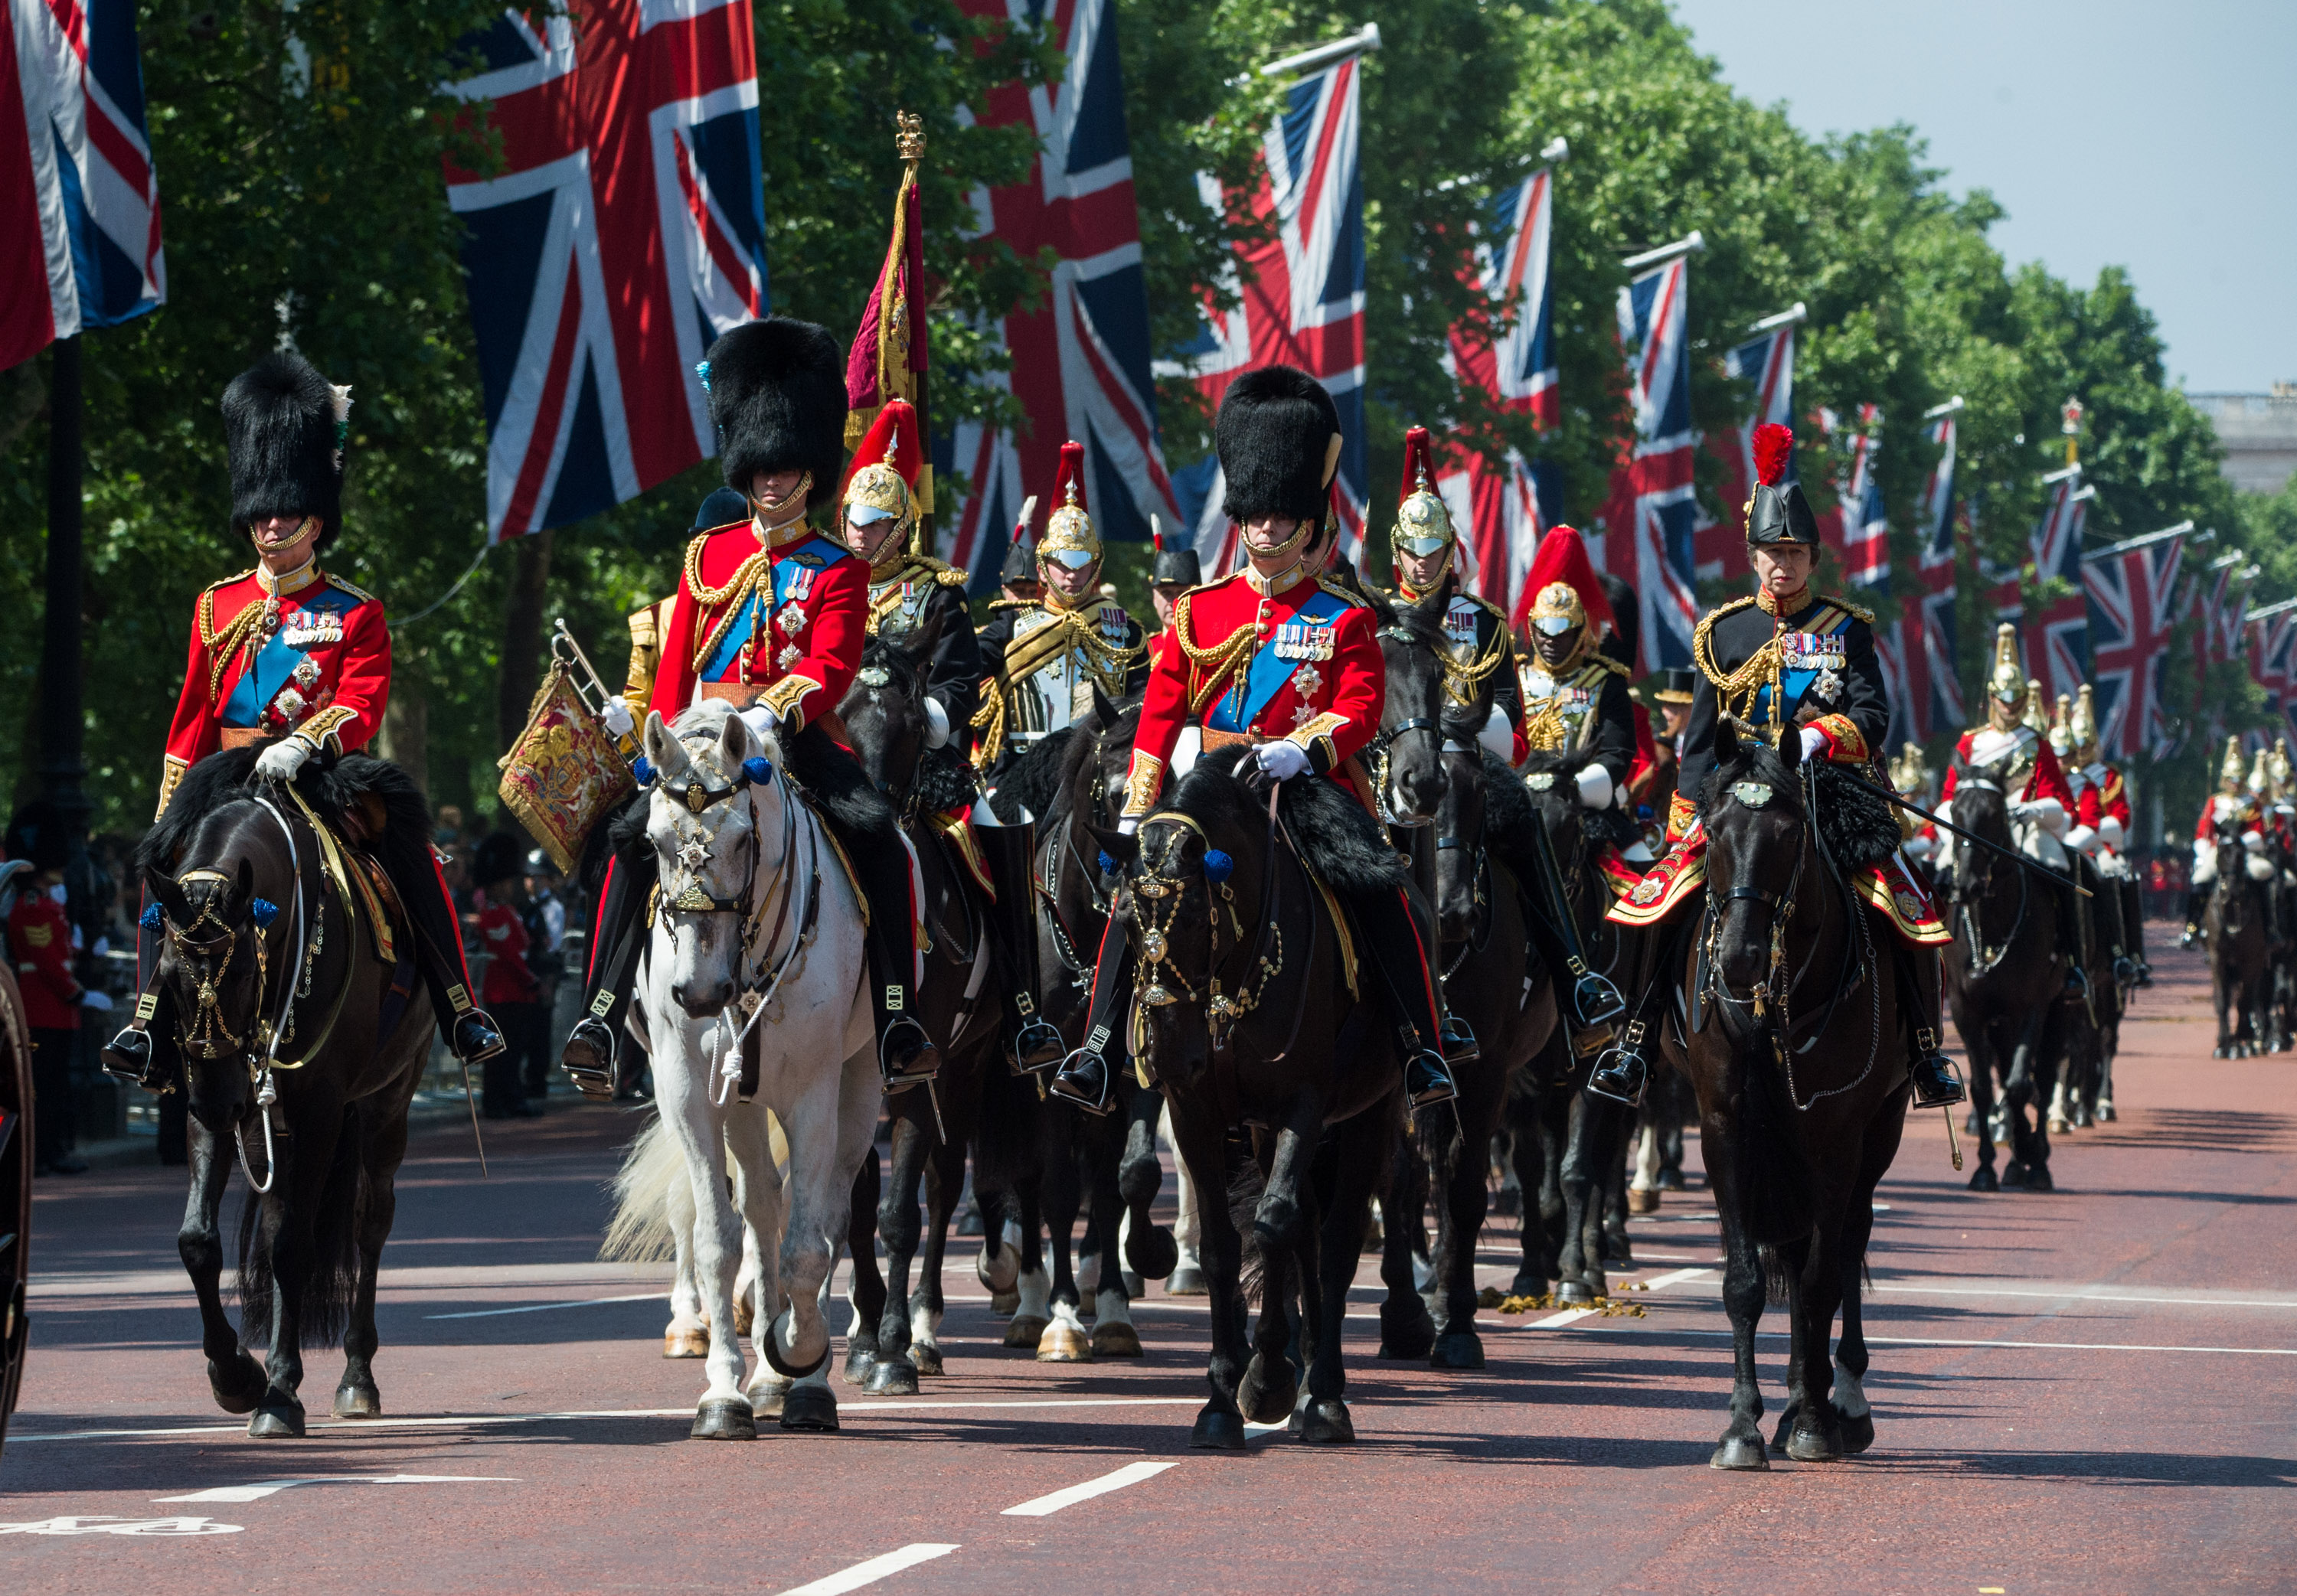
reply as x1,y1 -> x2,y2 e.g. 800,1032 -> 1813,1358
2191,386 -> 2297,496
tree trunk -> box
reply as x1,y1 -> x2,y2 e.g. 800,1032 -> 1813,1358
380,679 -> 430,801
498,529 -> 554,748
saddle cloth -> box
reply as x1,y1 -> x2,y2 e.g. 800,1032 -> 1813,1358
1606,821 -> 1949,948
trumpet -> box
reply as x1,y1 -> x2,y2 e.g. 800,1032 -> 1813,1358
551,618 -> 642,766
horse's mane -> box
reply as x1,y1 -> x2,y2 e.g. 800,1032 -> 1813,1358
137,745 -> 429,876
990,726 -> 1076,825
1166,751 -> 1407,897
1515,746 -> 1642,847
664,698 -> 896,846
1701,736 -> 1900,875
858,633 -> 926,681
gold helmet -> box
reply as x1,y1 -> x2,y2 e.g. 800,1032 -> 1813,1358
1390,426 -> 1455,595
2247,744 -> 2271,798
2221,735 -> 2247,795
1987,624 -> 2025,710
2021,678 -> 2048,736
1037,439 -> 1100,574
2071,684 -> 2101,767
2048,693 -> 2074,759
838,400 -> 923,570
2273,737 -> 2294,798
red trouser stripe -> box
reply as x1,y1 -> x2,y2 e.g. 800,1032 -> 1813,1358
1395,886 -> 1442,1028
588,854 -> 617,984
427,847 -> 478,992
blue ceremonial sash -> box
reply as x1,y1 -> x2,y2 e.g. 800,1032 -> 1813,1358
701,537 -> 845,680
221,586 -> 356,726
1209,586 -> 1348,734
1754,608 -> 1853,724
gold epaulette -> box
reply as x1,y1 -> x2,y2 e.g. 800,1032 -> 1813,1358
1822,594 -> 1875,625
986,595 -> 1036,612
1581,654 -> 1632,681
328,573 -> 379,605
193,570 -> 257,648
1690,596 -> 1760,686
1316,576 -> 1370,610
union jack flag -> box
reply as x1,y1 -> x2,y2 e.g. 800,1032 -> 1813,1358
1818,403 -> 1890,591
1165,47 -> 1367,574
1694,310 -> 1800,580
443,1 -> 766,542
939,0 -> 1175,586
1,0 -> 164,367
2082,529 -> 2184,759
2248,611 -> 2297,739
1597,249 -> 1700,673
1883,406 -> 1964,746
2029,465 -> 2093,703
1437,162 -> 1560,619
2217,566 -> 2251,665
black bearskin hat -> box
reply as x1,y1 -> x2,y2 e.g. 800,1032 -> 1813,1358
692,485 -> 750,533
704,318 -> 847,509
1216,365 -> 1342,525
1598,571 -> 1639,670
474,831 -> 528,889
1151,520 -> 1201,586
223,353 -> 348,547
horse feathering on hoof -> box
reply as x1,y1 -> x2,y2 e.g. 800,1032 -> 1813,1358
139,749 -> 436,1438
1094,749 -> 1407,1449
1671,723 -> 1914,1470
628,702 -> 881,1440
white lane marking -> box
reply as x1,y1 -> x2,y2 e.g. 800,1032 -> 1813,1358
0,1516 -> 243,1536
1245,1420 -> 1289,1445
1549,1323 -> 2297,1356
779,1543 -> 960,1594
1871,1283 -> 2297,1310
1527,1268 -> 1713,1330
1641,1267 -> 1714,1290
1002,1461 -> 1178,1516
155,1474 -> 516,1503
1528,1308 -> 1595,1329
426,1293 -> 666,1320
10,1397 -> 1205,1447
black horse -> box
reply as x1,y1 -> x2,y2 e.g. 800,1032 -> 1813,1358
139,749 -> 436,1438
1096,749 -> 1406,1447
837,628 -> 1006,1393
1367,588 -> 1560,1368
1668,725 -> 1914,1467
1941,765 -> 2078,1192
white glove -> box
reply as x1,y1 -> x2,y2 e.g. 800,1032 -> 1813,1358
1905,834 -> 1934,862
2012,797 -> 2067,835
1574,762 -> 1614,811
2099,816 -> 2125,849
1475,707 -> 1514,762
1798,726 -> 1828,761
256,736 -> 312,782
1118,816 -> 1140,837
2066,824 -> 2100,855
1255,740 -> 1311,782
737,703 -> 782,744
599,697 -> 636,739
922,696 -> 950,750
2243,828 -> 2267,853
1934,799 -> 1953,829
80,988 -> 113,1012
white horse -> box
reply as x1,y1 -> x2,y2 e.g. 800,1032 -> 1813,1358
635,702 -> 881,1439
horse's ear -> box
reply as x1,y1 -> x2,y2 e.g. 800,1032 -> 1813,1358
1713,716 -> 1741,769
1413,582 -> 1449,623
145,867 -> 192,930
1090,680 -> 1119,730
720,706 -> 753,764
230,857 -> 255,916
1086,821 -> 1137,870
643,710 -> 685,776
1779,717 -> 1804,769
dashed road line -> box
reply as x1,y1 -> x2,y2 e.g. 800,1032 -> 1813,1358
155,1474 -> 516,1503
1001,1460 -> 1178,1516
1546,1322 -> 2297,1356
779,1543 -> 961,1594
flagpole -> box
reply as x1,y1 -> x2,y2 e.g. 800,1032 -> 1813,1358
2081,520 -> 2194,563
1259,24 -> 1380,78
1622,231 -> 1705,272
1750,302 -> 1807,335
1923,394 -> 1965,420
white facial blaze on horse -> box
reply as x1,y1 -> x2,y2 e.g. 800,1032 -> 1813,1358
629,701 -> 881,1439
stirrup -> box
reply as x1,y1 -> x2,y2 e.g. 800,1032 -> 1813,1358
1569,961 -> 1625,1026
1587,1026 -> 1648,1107
100,1021 -> 158,1089
1404,1049 -> 1456,1110
878,1013 -> 941,1088
1439,1013 -> 1479,1066
453,1010 -> 506,1065
561,1015 -> 619,1102
1048,1047 -> 1115,1115
1011,1013 -> 1065,1075
1909,1030 -> 1965,1109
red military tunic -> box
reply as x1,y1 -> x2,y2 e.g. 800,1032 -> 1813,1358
1939,725 -> 2075,811
479,899 -> 538,1007
1122,563 -> 1381,817
651,516 -> 870,732
8,887 -> 82,1030
158,562 -> 390,817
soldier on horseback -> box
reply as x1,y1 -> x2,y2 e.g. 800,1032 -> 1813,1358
102,354 -> 505,1089
2183,736 -> 2260,948
2052,686 -> 2142,986
1049,365 -> 1468,1113
970,445 -> 1149,785
1598,422 -> 1962,1110
558,316 -> 940,1096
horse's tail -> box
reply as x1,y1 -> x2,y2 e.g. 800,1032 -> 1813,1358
1737,1043 -> 1816,1251
236,1104 -> 368,1350
1230,1142 -> 1268,1307
1757,1244 -> 1792,1307
600,1113 -> 687,1263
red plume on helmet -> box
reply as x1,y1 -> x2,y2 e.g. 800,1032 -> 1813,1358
1519,525 -> 1618,635
1053,439 -> 1087,513
837,397 -> 923,504
1399,426 -> 1438,503
1752,422 -> 1795,487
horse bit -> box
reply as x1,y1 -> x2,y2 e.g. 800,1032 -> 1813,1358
1129,808 -> 1282,1062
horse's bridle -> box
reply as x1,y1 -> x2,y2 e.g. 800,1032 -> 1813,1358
1129,786 -> 1292,1064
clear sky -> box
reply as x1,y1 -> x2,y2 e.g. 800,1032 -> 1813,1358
1665,0 -> 2296,394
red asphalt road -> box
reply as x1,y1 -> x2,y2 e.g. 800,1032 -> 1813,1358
4,921 -> 2293,1593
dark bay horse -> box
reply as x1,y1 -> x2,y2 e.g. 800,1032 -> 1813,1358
139,749 -> 435,1438
2201,814 -> 2273,1057
1941,763 -> 2076,1192
1668,725 -> 1913,1467
1368,589 -> 1560,1369
837,629 -> 1005,1393
1096,750 -> 1405,1447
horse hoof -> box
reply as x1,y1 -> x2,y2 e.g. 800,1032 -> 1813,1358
1165,1264 -> 1208,1297
910,1344 -> 944,1377
1658,1169 -> 1687,1191
2071,1105 -> 2093,1130
247,1404 -> 306,1440
991,1288 -> 1021,1316
1126,1222 -> 1179,1281
1377,1308 -> 1436,1362
1710,1434 -> 1769,1470
779,1385 -> 840,1432
1628,1187 -> 1661,1215
2024,1164 -> 2054,1193
1557,1280 -> 1596,1304
1509,1270 -> 1549,1298
2099,1103 -> 2116,1122
2214,1046 -> 2230,1059
1429,1330 -> 1486,1371
691,1398 -> 756,1441
732,1295 -> 755,1337
1191,1408 -> 1248,1451
865,1357 -> 920,1395
1967,1166 -> 1999,1193
2047,1114 -> 2070,1134
332,1382 -> 382,1420
1090,1321 -> 1143,1358
1122,1270 -> 1145,1299
208,1353 -> 267,1415
1238,1353 -> 1296,1425
1294,1396 -> 1354,1444
1005,1314 -> 1050,1349
842,1346 -> 878,1386
1838,1412 -> 1876,1454
1036,1320 -> 1092,1363
1786,1426 -> 1843,1463
1604,1231 -> 1635,1267
2001,1160 -> 2030,1189
747,1379 -> 789,1419
664,1327 -> 709,1359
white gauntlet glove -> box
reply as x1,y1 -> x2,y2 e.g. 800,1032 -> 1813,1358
1255,740 -> 1312,782
1574,762 -> 1614,810
737,703 -> 782,744
1798,726 -> 1828,761
1118,816 -> 1141,837
922,696 -> 950,750
598,697 -> 636,739
256,736 -> 315,782
1476,707 -> 1514,762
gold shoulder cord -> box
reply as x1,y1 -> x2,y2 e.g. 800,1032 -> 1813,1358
199,580 -> 270,706
685,531 -> 773,674
1168,590 -> 1260,716
1691,600 -> 1783,736
1439,619 -> 1512,707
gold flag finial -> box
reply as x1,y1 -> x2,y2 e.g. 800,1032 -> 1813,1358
896,109 -> 926,164
2061,397 -> 2083,467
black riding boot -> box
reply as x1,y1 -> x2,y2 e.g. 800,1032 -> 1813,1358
1897,942 -> 1965,1108
379,835 -> 505,1065
1050,909 -> 1132,1115
1589,924 -> 1678,1108
561,846 -> 654,1101
2181,883 -> 2207,948
2055,865 -> 2089,998
834,819 -> 940,1088
100,890 -> 180,1092
1386,818 -> 1479,1068
2096,860 -> 2136,986
1518,824 -> 1624,1056
975,813 -> 1065,1072
1349,885 -> 1456,1110
2122,876 -> 2151,983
